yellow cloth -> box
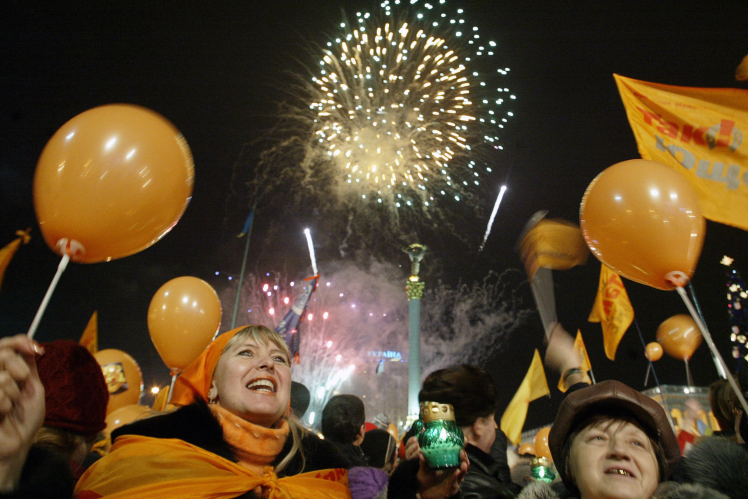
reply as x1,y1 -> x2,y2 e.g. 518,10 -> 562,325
615,73 -> 748,231
74,435 -> 350,499
500,349 -> 550,446
518,218 -> 588,280
210,404 -> 289,476
589,264 -> 634,361
556,330 -> 593,393
79,311 -> 98,355
0,229 -> 30,293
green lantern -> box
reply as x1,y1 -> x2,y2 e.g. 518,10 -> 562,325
418,401 -> 465,469
530,457 -> 556,483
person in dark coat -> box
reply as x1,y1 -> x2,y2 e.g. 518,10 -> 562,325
322,394 -> 370,467
404,364 -> 516,499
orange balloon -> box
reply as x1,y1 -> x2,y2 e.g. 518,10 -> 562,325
534,427 -> 552,460
94,349 -> 143,414
656,314 -> 703,361
105,404 -> 150,434
645,342 -> 664,362
33,104 -> 194,263
518,443 -> 536,456
147,276 -> 222,371
580,159 -> 705,290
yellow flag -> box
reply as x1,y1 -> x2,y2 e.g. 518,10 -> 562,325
518,218 -> 589,280
615,74 -> 748,231
152,386 -> 170,412
0,229 -> 31,293
589,265 -> 634,361
80,311 -> 99,355
557,330 -> 593,393
500,350 -> 550,446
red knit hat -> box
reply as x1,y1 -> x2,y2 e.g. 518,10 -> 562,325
37,340 -> 109,435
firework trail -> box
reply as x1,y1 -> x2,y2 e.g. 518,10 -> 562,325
294,0 -> 514,224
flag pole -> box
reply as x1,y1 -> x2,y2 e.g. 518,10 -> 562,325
231,205 -> 256,330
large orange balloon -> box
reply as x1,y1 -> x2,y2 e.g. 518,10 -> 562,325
645,342 -> 664,362
656,314 -> 703,361
147,276 -> 222,371
33,104 -> 194,263
94,349 -> 143,414
580,159 -> 705,290
105,404 -> 150,435
534,427 -> 552,461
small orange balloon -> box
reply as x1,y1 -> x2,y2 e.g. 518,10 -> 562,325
148,276 -> 222,371
534,427 -> 552,461
94,349 -> 144,414
645,342 -> 664,362
518,443 -> 536,456
656,314 -> 703,361
33,104 -> 194,263
105,404 -> 150,434
580,159 -> 705,290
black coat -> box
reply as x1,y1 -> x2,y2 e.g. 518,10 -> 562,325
111,400 -> 350,498
460,432 -> 515,499
0,446 -> 74,499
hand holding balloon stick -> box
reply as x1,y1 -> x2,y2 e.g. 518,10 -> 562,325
29,104 -> 195,339
580,159 -> 748,416
147,277 -> 222,404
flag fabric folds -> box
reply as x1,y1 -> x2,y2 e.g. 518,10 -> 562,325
518,218 -> 589,281
0,229 -> 31,293
80,311 -> 99,355
275,275 -> 319,363
615,74 -> 748,231
556,330 -> 593,393
589,264 -> 634,361
500,349 -> 550,446
237,210 -> 254,238
376,359 -> 385,375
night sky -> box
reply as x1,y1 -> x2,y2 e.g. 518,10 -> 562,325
2,0 -> 748,428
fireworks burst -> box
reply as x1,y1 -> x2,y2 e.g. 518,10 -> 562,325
301,0 -> 513,216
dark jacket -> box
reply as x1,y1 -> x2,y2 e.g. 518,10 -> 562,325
516,481 -> 729,499
673,436 -> 748,499
111,401 -> 350,497
0,446 -> 75,499
460,430 -> 515,499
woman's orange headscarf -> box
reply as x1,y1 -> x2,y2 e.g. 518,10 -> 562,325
170,326 -> 244,406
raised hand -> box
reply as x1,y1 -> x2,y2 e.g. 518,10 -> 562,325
0,335 -> 45,492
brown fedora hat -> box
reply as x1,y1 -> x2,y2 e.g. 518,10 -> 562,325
548,380 -> 680,486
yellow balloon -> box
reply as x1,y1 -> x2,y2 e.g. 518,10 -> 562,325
580,159 -> 705,290
657,314 -> 703,361
105,404 -> 150,434
33,104 -> 194,263
148,276 -> 222,371
94,349 -> 143,414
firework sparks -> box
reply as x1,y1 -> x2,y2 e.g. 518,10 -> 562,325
302,0 -> 514,214
304,228 -> 318,275
479,184 -> 507,251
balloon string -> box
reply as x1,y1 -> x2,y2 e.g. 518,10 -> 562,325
633,319 -> 674,429
27,253 -> 70,340
675,286 -> 748,416
166,371 -> 179,406
687,282 -> 726,379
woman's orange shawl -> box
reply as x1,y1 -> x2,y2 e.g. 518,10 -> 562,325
75,435 -> 350,499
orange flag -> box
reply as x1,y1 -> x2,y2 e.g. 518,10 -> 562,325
615,74 -> 748,231
557,330 -> 593,393
0,229 -> 31,293
500,350 -> 550,445
80,311 -> 99,355
589,265 -> 634,361
518,218 -> 589,280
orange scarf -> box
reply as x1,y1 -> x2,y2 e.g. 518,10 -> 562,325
210,404 -> 289,475
74,435 -> 350,499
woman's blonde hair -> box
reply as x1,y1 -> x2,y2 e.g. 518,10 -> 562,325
219,325 -> 308,474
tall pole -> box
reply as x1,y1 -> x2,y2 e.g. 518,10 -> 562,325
404,244 -> 427,416
231,207 -> 255,330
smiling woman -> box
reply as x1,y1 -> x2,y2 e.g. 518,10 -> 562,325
74,325 -> 351,499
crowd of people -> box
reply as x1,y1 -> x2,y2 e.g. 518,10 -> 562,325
0,322 -> 747,499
